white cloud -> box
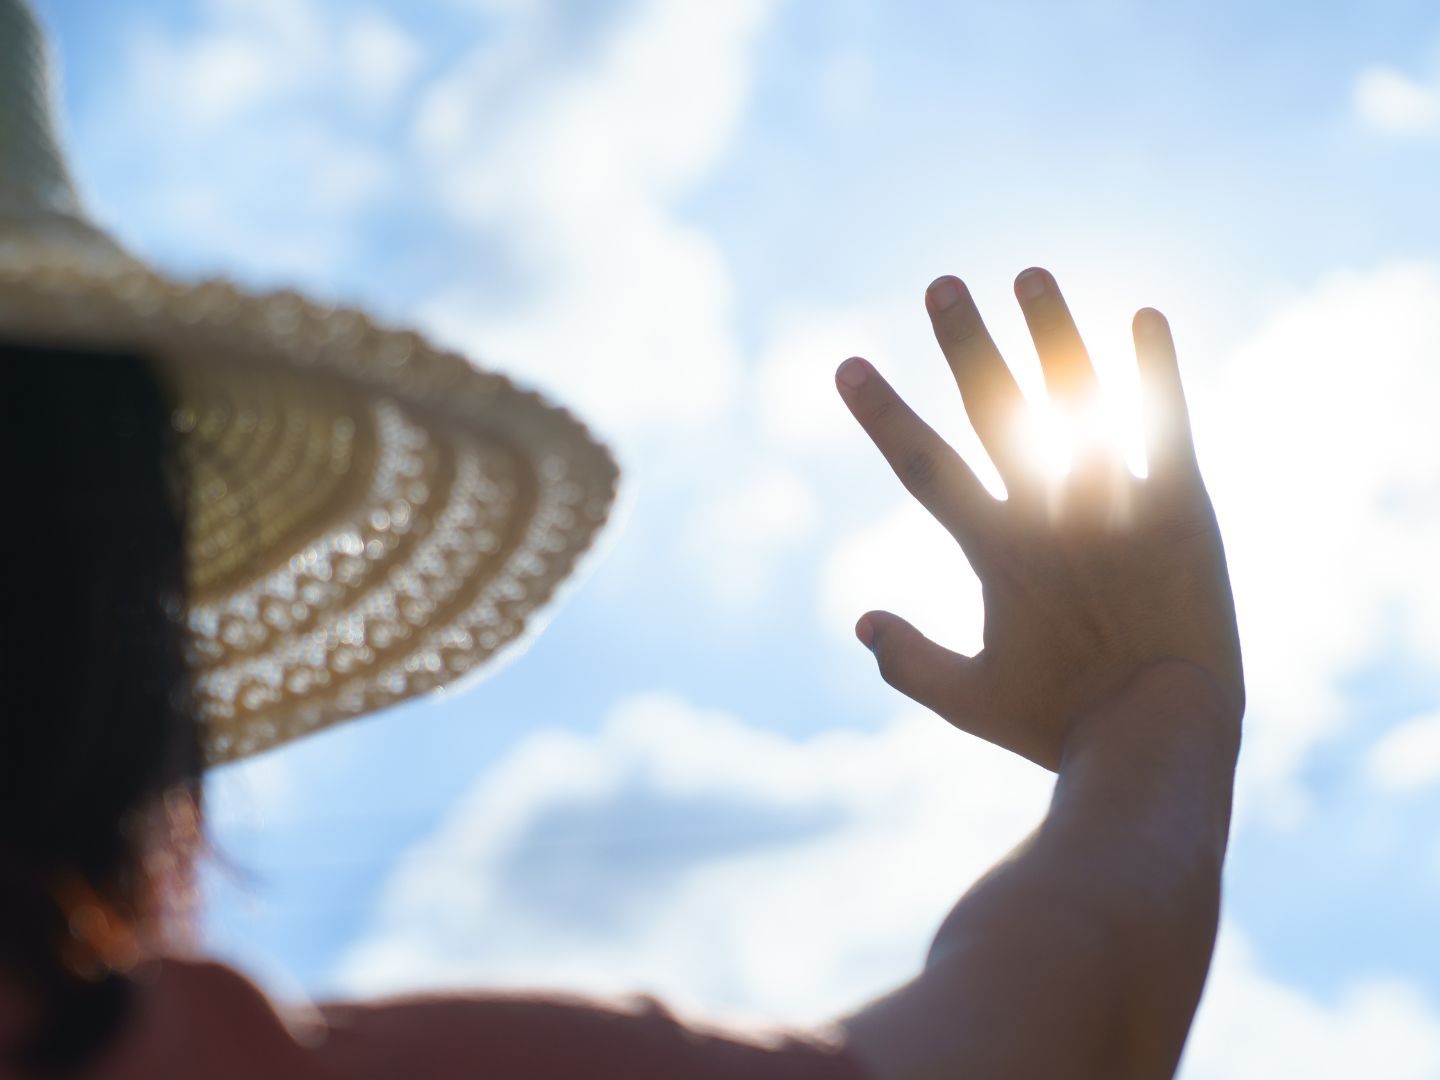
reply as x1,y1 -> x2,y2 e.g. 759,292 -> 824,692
205,746 -> 296,830
335,692 -> 1053,1023
748,296 -> 1009,489
413,1 -> 773,215
753,308 -> 901,453
1367,710 -> 1440,794
342,10 -> 424,114
411,0 -> 778,441
1191,262 -> 1440,823
129,30 -> 285,129
815,48 -> 877,130
820,501 -> 984,656
416,218 -> 742,444
1182,931 -> 1440,1080
337,692 -> 1440,1077
681,466 -> 823,609
1354,67 -> 1440,138
123,0 -> 419,132
88,0 -> 419,279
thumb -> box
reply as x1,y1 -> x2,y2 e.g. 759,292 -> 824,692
856,610 -> 979,722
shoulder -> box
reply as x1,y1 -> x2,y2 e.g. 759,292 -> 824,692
92,960 -> 869,1080
313,988 -> 869,1080
87,958 -> 324,1080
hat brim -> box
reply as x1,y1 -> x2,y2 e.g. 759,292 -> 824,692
0,248 -> 619,764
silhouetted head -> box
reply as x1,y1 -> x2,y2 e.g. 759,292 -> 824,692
1,342 -> 204,1074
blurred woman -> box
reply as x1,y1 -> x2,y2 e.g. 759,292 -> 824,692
0,0 -> 1242,1075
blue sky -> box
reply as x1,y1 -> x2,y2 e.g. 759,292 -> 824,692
31,0 -> 1440,1074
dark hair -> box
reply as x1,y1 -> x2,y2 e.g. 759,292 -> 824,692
1,342 -> 205,1074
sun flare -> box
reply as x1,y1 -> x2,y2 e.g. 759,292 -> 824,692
1015,389 -> 1148,485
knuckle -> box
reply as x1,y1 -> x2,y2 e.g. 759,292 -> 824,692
864,394 -> 897,426
1029,306 -> 1070,336
939,313 -> 981,349
900,448 -> 940,490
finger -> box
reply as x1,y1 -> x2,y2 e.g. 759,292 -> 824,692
1132,308 -> 1199,480
925,276 -> 1037,500
1015,268 -> 1102,415
857,610 -> 981,728
836,357 -> 995,547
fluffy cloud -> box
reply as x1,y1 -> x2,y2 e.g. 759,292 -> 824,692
341,10 -> 424,115
122,0 -> 420,130
335,692 -> 1053,1022
680,465 -> 823,610
337,689 -> 1440,1076
1354,66 -> 1440,138
1367,710 -> 1440,794
1181,931 -> 1440,1080
748,296 -> 1015,494
753,307 -> 907,454
121,1 -> 313,130
1193,262 -> 1440,822
820,501 -> 984,656
411,0 -> 778,444
84,0 -> 419,280
90,0 -> 769,438
206,749 -> 296,830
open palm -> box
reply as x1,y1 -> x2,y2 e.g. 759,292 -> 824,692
835,269 -> 1243,770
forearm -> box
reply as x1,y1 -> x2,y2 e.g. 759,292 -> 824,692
841,662 -> 1239,1080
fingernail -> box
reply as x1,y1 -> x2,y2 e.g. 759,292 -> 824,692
836,357 -> 872,389
928,276 -> 962,311
1135,307 -> 1165,337
855,615 -> 875,649
1017,268 -> 1047,300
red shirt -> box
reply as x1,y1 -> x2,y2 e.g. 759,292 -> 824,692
71,959 -> 869,1080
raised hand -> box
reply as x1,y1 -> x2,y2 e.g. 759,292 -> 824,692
835,268 -> 1243,770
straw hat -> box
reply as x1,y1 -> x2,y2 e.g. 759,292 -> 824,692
0,0 -> 620,764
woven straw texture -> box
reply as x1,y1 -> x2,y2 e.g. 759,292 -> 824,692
0,0 -> 619,764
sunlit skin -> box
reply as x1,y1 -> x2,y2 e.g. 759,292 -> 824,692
831,268 -> 1245,1080
834,267 -> 1243,771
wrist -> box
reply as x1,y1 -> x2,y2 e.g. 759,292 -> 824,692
1055,661 -> 1240,866
1061,660 -> 1242,776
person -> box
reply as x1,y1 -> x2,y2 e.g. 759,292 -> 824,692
1,274 -> 1244,1078
0,1 -> 1243,1076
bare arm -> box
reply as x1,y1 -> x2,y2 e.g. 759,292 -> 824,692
830,270 -> 1244,1079
842,661 -> 1236,1079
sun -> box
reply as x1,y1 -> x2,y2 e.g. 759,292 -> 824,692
1014,387 -> 1149,485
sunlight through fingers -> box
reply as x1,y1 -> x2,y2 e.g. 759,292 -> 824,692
1015,387 -> 1148,485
